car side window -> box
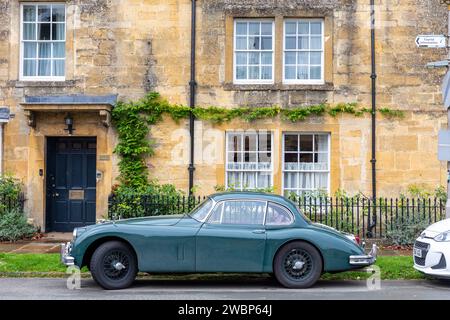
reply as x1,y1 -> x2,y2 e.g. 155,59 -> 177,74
208,200 -> 266,225
265,203 -> 294,225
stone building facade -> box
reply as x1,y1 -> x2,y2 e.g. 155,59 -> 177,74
0,0 -> 448,231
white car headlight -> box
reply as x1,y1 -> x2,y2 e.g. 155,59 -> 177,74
434,230 -> 450,242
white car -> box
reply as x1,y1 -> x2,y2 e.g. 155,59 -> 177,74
413,218 -> 450,278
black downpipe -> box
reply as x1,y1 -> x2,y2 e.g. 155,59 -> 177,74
188,0 -> 196,196
368,0 -> 377,238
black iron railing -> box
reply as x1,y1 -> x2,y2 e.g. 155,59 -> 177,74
108,194 -> 446,239
0,192 -> 26,215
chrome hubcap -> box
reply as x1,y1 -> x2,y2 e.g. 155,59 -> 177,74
293,260 -> 305,270
114,262 -> 126,271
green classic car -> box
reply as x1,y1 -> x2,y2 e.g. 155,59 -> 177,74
61,192 -> 377,289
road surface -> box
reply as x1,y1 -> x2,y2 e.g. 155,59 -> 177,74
0,278 -> 449,300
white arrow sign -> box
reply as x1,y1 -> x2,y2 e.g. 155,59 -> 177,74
416,35 -> 447,48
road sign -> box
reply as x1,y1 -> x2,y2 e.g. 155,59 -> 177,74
427,60 -> 450,68
415,35 -> 447,48
439,130 -> 450,161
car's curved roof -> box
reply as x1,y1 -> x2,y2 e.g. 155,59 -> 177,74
209,191 -> 294,205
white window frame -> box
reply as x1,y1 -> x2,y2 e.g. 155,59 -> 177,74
282,132 -> 330,196
19,2 -> 66,81
233,19 -> 275,85
225,131 -> 274,191
283,18 -> 325,85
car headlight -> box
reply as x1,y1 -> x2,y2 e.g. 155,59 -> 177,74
434,230 -> 450,242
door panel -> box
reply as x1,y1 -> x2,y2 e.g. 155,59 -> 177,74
46,137 -> 97,232
196,223 -> 266,272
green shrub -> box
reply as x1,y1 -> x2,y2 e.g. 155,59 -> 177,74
385,215 -> 430,246
0,175 -> 23,216
0,209 -> 37,242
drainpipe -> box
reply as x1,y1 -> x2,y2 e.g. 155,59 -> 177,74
188,0 -> 197,196
368,0 -> 377,237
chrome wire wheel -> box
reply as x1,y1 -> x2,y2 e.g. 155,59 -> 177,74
283,248 -> 313,281
102,250 -> 130,280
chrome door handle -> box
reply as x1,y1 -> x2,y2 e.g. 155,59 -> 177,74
252,229 -> 266,234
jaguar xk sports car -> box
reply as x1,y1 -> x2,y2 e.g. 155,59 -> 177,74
61,192 -> 377,289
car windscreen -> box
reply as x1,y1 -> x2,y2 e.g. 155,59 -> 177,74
188,198 -> 213,222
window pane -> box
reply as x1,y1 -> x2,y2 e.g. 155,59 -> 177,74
207,203 -> 223,224
261,66 -> 272,79
297,66 -> 308,79
284,153 -> 298,163
298,22 -> 309,34
248,37 -> 260,50
310,22 -> 322,35
249,52 -> 259,64
310,66 -> 321,80
23,6 -> 36,22
236,52 -> 247,65
244,134 -> 257,151
300,153 -> 313,163
311,36 -> 322,49
257,172 -> 271,189
38,23 -> 51,40
298,36 -> 309,49
53,60 -> 65,76
299,173 -> 314,189
285,66 -> 296,80
38,43 -> 51,58
236,36 -> 247,50
236,66 -> 247,79
315,135 -> 328,152
315,153 -> 329,170
258,132 -> 271,152
227,152 -> 240,164
236,22 -> 247,35
38,59 -> 51,76
300,135 -> 313,151
52,5 -> 65,22
285,36 -> 296,49
53,43 -> 65,58
284,135 -> 298,151
227,172 -> 241,189
314,173 -> 328,190
221,201 -> 265,225
298,52 -> 309,65
285,22 -> 296,35
266,203 -> 293,225
248,66 -> 259,79
285,52 -> 296,65
52,23 -> 65,40
261,52 -> 272,64
249,22 -> 260,35
310,52 -> 321,65
261,37 -> 272,50
38,5 -> 51,22
23,23 -> 36,40
23,43 -> 36,58
228,133 -> 242,152
23,60 -> 36,76
243,172 -> 256,189
261,23 -> 272,35
284,173 -> 296,189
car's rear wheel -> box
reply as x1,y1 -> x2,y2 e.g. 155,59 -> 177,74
90,241 -> 137,290
273,241 -> 322,288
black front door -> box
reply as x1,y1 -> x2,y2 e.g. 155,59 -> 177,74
46,137 -> 97,232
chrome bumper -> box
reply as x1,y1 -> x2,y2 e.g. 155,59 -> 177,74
60,242 -> 75,266
349,244 -> 378,266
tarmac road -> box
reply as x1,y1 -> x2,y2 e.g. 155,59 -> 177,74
0,277 -> 449,300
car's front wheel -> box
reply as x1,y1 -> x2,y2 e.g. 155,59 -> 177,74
90,240 -> 138,290
273,241 -> 322,288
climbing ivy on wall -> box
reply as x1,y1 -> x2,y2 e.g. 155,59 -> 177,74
111,91 -> 404,193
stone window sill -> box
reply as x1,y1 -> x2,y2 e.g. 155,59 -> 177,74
223,82 -> 334,92
9,80 -> 77,88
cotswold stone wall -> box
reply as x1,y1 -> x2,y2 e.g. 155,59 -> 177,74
0,0 -> 448,225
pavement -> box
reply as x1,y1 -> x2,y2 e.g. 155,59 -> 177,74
0,278 -> 449,300
0,233 -> 72,254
